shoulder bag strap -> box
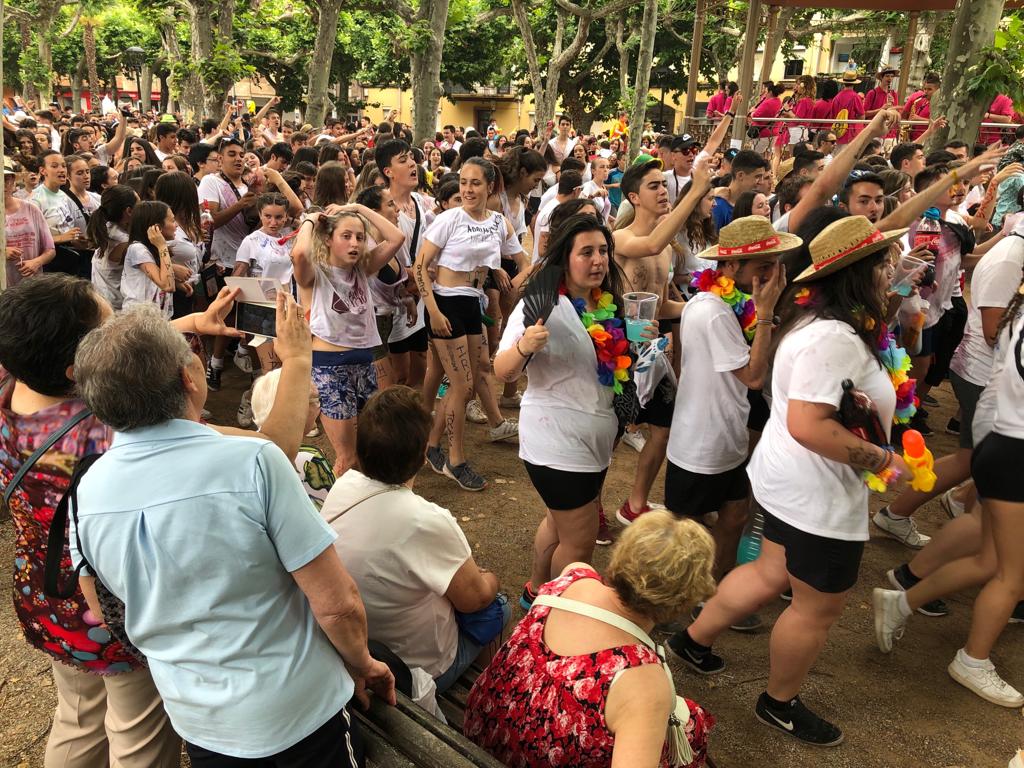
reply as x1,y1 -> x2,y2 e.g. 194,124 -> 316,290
4,406 -> 94,506
43,452 -> 103,599
410,195 -> 423,265
324,486 -> 399,525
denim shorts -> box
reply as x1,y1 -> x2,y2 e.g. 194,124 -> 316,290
312,350 -> 377,421
434,597 -> 512,693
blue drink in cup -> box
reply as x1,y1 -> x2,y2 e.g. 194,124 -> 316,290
623,292 -> 659,343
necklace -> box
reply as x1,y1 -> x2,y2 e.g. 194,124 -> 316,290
564,285 -> 631,394
690,269 -> 757,342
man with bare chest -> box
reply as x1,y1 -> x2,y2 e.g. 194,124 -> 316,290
612,159 -> 712,529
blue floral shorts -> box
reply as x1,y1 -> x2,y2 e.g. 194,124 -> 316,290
312,350 -> 378,421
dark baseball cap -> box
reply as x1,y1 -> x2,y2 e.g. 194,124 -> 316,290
670,134 -> 700,152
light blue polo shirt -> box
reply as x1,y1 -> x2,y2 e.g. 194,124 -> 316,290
70,419 -> 352,758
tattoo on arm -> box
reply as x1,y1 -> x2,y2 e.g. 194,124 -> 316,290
847,444 -> 881,472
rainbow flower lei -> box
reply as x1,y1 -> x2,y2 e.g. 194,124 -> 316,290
691,269 -> 757,342
879,323 -> 918,425
565,287 -> 632,394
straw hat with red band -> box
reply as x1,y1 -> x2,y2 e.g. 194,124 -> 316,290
795,215 -> 907,283
697,215 -> 803,261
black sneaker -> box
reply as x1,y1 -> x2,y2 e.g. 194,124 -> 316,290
909,411 -> 933,437
946,417 -> 960,435
921,393 -> 939,407
754,693 -> 844,747
206,364 -> 222,392
667,631 -> 725,675
424,445 -> 446,475
887,565 -> 949,617
1010,601 -> 1024,624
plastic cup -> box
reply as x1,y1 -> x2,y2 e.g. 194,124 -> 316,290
623,291 -> 658,342
891,254 -> 927,297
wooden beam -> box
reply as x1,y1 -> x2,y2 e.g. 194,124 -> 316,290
899,11 -> 919,101
732,0 -> 762,144
764,0 -> 953,8
758,5 -> 781,90
685,0 -> 707,132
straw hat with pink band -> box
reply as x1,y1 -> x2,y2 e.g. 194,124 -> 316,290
796,215 -> 907,283
697,215 -> 803,262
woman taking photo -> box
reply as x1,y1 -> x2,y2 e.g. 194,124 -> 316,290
417,157 -> 523,492
669,215 -> 911,747
87,184 -> 137,309
465,509 -> 717,768
120,200 -> 177,319
494,215 -> 650,604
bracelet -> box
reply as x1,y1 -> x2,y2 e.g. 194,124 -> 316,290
950,169 -> 959,183
515,338 -> 529,358
756,319 -> 774,328
873,445 -> 894,474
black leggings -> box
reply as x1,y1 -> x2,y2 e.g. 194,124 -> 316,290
925,295 -> 968,387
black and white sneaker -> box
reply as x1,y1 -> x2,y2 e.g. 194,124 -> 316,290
754,693 -> 844,747
206,364 -> 222,392
666,631 -> 725,675
887,565 -> 949,617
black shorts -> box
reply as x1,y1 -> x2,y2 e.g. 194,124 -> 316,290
665,460 -> 749,516
428,292 -> 482,339
746,388 -> 770,432
972,432 -> 1024,502
388,326 -> 428,355
524,461 -> 608,511
637,375 -> 675,428
501,257 -> 520,279
762,509 -> 864,593
918,325 -> 937,357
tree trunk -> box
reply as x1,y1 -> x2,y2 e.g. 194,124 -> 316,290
20,22 -> 38,103
37,36 -> 54,104
927,0 -> 1006,151
907,11 -> 938,90
141,66 -> 154,112
409,0 -> 450,144
84,21 -> 99,111
615,18 -> 630,101
207,0 -> 238,116
71,59 -> 85,114
160,18 -> 201,118
304,0 -> 344,128
627,0 -> 657,162
758,6 -> 796,88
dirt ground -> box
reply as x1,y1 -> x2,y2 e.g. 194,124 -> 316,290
2,365 -> 1022,767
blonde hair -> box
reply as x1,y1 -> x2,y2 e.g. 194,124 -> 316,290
606,510 -> 715,624
311,210 -> 368,271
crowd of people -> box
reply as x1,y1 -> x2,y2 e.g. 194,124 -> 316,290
2,64 -> 1024,768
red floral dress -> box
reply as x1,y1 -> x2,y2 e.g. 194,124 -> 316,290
464,567 -> 714,767
0,374 -> 142,674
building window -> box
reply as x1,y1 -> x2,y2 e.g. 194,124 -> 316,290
784,60 -> 804,78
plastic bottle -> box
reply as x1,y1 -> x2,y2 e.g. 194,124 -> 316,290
913,208 -> 942,287
736,505 -> 765,564
200,200 -> 214,236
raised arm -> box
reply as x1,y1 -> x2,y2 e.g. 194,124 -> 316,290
101,110 -> 129,161
787,109 -> 899,234
290,215 -> 318,290
263,167 -> 304,217
703,94 -> 741,157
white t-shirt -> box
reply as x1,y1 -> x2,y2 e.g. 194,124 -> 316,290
92,223 -> 129,309
581,181 -> 612,224
390,192 -> 434,343
538,183 -> 559,213
198,174 -> 251,269
499,297 -> 618,472
749,318 -> 896,541
664,169 -> 691,207
424,208 -> 519,296
236,229 -> 295,286
667,292 -> 751,474
30,185 -> 78,236
991,312 -> 1024,440
531,196 -> 561,265
323,471 -> 470,678
950,234 -> 1024,386
120,242 -> 173,319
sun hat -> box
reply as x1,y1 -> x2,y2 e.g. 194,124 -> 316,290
3,156 -> 21,176
878,67 -> 899,78
698,215 -> 803,261
776,157 -> 796,181
841,71 -> 862,85
795,215 -> 907,283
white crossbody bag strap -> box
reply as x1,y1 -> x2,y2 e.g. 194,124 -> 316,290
533,594 -> 693,766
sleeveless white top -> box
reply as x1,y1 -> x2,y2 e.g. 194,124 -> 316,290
309,264 -> 381,349
499,190 -> 528,241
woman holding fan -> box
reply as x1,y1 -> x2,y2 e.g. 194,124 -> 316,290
495,214 -> 653,609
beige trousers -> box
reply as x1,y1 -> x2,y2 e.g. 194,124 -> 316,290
45,661 -> 181,768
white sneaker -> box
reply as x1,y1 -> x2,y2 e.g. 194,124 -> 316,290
939,488 -> 965,519
499,392 -> 522,408
948,652 -> 1024,708
1009,750 -> 1024,768
621,430 -> 647,453
305,425 -> 321,439
237,389 -> 254,428
233,346 -> 256,374
872,509 -> 932,548
872,588 -> 907,653
465,400 -> 488,424
488,419 -> 519,442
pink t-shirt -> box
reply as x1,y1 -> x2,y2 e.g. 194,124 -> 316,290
902,91 -> 931,140
4,199 -> 55,288
830,89 -> 865,144
863,87 -> 900,138
811,99 -> 833,131
793,97 -> 815,127
982,94 -> 1014,146
707,92 -> 728,119
751,97 -> 782,138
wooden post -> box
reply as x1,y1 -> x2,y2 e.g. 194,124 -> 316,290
900,11 -> 919,101
758,5 -> 781,90
732,0 -> 762,144
684,0 -> 707,134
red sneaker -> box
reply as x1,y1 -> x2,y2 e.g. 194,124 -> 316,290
596,506 -> 613,546
616,500 -> 653,526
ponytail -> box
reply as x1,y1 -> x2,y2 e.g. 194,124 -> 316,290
87,184 -> 137,256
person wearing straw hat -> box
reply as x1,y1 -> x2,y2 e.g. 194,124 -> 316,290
661,216 -> 792,583
830,70 -> 865,151
670,215 -> 912,746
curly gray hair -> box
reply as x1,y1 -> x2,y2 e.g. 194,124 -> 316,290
75,304 -> 195,432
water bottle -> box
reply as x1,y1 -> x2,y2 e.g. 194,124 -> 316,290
200,200 -> 214,237
736,504 -> 765,564
913,208 -> 942,287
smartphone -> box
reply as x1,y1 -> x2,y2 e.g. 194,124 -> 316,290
235,302 -> 277,338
